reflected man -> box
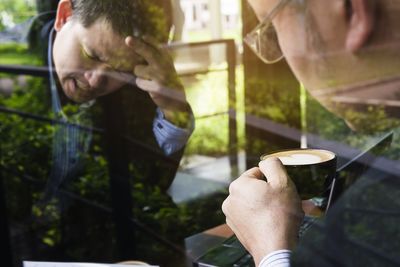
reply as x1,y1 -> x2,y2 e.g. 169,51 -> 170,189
30,0 -> 195,198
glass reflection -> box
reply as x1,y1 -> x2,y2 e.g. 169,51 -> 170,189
1,0 -> 399,267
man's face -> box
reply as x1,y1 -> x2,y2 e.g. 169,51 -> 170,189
53,18 -> 143,103
247,0 -> 350,92
247,0 -> 399,131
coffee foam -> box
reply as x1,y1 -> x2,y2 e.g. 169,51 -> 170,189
263,149 -> 335,166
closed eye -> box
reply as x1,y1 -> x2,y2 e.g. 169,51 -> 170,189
82,47 -> 101,62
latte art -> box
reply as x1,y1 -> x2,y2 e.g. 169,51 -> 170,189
263,149 -> 335,166
278,154 -> 323,165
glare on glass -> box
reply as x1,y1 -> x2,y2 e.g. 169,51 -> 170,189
244,0 -> 291,64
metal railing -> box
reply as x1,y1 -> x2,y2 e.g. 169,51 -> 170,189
0,39 -> 239,168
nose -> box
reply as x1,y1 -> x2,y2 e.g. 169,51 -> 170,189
84,66 -> 107,89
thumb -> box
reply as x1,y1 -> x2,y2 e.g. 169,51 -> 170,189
259,157 -> 290,189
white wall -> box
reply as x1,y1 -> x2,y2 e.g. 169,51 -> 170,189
180,0 -> 240,31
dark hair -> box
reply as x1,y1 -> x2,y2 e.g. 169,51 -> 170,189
70,0 -> 170,41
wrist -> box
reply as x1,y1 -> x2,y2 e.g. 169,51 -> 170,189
253,247 -> 292,266
258,250 -> 292,267
251,234 -> 297,266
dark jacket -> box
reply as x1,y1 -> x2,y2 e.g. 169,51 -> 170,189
28,11 -> 183,201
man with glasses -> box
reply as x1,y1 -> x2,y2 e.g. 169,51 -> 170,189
223,0 -> 400,266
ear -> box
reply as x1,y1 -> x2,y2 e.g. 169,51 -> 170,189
54,0 -> 74,32
345,0 -> 377,53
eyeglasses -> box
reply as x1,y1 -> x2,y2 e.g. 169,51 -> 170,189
244,0 -> 291,64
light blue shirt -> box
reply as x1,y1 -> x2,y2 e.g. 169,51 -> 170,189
153,108 -> 194,155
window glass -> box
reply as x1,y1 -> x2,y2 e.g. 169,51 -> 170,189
1,1 -> 399,267
0,1 -> 242,266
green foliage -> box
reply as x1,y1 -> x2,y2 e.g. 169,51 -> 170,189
306,92 -> 351,140
0,0 -> 36,26
0,42 -> 29,54
0,17 -> 5,32
186,115 -> 229,156
0,75 -> 53,186
185,66 -> 245,156
246,77 -> 301,126
0,43 -> 42,65
306,93 -> 400,161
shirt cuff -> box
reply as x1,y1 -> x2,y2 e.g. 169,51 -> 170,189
153,108 -> 194,155
259,250 -> 292,267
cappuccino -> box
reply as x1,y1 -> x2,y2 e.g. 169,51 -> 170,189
262,149 -> 335,166
261,149 -> 337,199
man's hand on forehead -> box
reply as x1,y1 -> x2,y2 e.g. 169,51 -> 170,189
124,35 -> 191,127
